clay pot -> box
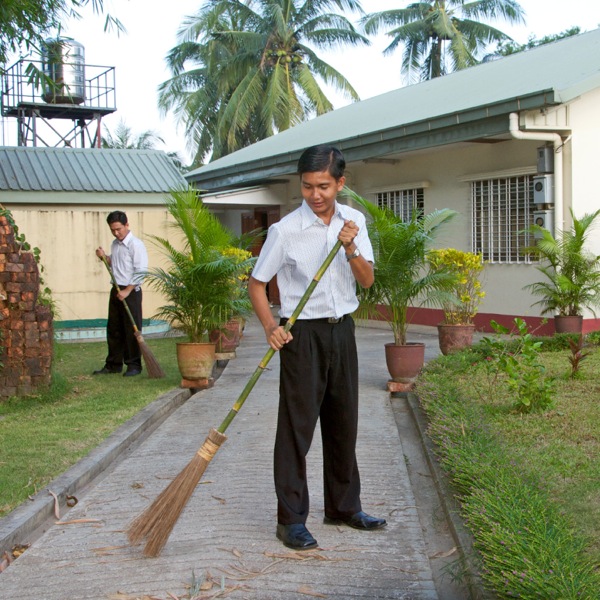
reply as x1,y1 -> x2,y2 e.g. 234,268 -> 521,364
384,342 -> 425,382
209,319 -> 241,353
176,342 -> 216,380
554,315 -> 583,334
437,323 -> 475,355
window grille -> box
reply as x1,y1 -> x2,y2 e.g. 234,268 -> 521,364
376,188 -> 424,221
471,175 -> 535,263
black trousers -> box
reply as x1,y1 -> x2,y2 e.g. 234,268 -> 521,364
274,317 -> 362,525
104,286 -> 143,371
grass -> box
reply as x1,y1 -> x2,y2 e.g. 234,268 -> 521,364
416,338 -> 600,598
0,336 -> 183,517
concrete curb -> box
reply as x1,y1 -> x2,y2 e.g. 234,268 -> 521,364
0,387 -> 192,556
404,391 -> 494,600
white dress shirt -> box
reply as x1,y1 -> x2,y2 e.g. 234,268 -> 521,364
252,200 -> 374,319
110,231 -> 148,287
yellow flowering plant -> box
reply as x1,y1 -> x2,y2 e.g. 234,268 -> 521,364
222,246 -> 254,289
427,249 -> 485,325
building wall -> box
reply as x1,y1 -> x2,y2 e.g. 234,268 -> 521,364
348,138 -> 543,321
569,86 -> 600,256
3,201 -> 173,322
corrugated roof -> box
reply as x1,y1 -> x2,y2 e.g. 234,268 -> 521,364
188,27 -> 600,190
0,147 -> 187,193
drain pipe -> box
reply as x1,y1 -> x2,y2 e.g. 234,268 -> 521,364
509,112 -> 564,232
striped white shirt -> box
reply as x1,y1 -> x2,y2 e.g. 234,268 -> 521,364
252,200 -> 374,319
110,231 -> 148,287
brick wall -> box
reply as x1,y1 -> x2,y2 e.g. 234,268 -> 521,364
0,215 -> 53,400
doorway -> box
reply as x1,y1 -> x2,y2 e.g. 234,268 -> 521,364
242,207 -> 280,305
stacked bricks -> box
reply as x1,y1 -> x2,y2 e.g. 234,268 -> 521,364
0,215 -> 53,400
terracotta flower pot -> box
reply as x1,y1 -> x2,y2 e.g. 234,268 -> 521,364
554,315 -> 583,334
437,323 -> 475,355
176,342 -> 216,380
209,318 -> 241,353
384,342 -> 425,382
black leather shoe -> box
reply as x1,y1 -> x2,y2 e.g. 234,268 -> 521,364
92,367 -> 122,375
123,368 -> 142,377
276,524 -> 318,550
323,511 -> 387,530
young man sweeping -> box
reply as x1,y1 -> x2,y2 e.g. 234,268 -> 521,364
93,211 -> 148,377
248,144 -> 387,551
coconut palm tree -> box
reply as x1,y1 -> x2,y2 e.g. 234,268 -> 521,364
362,0 -> 525,83
101,120 -> 187,170
101,119 -> 165,150
158,0 -> 368,162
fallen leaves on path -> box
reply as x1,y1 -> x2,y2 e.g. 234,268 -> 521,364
297,585 -> 327,597
55,518 -> 103,525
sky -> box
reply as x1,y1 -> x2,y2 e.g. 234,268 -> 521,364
3,0 -> 600,163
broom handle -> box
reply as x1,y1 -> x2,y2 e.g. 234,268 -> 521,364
217,240 -> 344,434
100,255 -> 141,334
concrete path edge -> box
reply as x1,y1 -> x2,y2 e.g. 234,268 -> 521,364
405,391 -> 495,600
0,387 -> 192,556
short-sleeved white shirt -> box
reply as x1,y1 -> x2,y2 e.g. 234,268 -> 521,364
251,200 -> 374,319
110,232 -> 148,287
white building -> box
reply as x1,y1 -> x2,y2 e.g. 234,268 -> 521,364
187,28 -> 600,334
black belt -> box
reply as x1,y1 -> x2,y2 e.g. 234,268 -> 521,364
281,315 -> 349,325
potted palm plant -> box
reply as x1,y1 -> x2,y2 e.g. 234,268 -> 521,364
146,187 -> 255,380
344,189 -> 457,382
524,208 -> 600,334
427,248 -> 485,354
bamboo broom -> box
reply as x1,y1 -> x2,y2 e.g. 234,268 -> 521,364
100,256 -> 166,379
127,240 -> 344,557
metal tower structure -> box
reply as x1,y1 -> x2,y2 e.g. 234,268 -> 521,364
1,40 -> 116,148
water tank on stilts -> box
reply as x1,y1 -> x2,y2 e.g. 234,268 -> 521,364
41,38 -> 86,104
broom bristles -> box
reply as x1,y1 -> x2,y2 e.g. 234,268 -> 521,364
127,428 -> 227,557
134,331 -> 166,379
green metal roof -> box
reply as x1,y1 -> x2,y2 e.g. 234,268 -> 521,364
0,147 -> 187,194
188,27 -> 600,191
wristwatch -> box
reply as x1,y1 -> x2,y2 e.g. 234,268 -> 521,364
346,247 -> 361,261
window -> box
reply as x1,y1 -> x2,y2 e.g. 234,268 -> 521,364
376,188 -> 424,221
471,175 -> 535,263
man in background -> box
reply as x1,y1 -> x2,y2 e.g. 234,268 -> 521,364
93,211 -> 148,377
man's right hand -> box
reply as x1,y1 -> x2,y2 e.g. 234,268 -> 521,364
266,324 -> 293,351
96,247 -> 106,259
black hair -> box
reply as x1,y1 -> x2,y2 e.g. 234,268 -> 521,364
297,145 -> 345,180
106,210 -> 128,225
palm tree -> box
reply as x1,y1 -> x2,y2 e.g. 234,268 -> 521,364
101,119 -> 187,171
101,119 -> 165,150
158,0 -> 368,162
146,188 -> 256,342
524,208 -> 600,318
362,0 -> 525,83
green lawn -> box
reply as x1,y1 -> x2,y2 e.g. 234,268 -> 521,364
416,339 -> 600,598
0,336 -> 183,517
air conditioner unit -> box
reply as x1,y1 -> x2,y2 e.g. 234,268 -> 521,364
537,145 -> 554,174
533,174 -> 554,205
533,209 -> 554,237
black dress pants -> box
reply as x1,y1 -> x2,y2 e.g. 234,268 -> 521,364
274,317 -> 362,525
104,286 -> 143,371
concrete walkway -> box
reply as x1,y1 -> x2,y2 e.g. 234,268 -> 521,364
0,318 -> 477,600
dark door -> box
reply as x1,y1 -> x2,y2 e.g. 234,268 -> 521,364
242,207 -> 281,305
